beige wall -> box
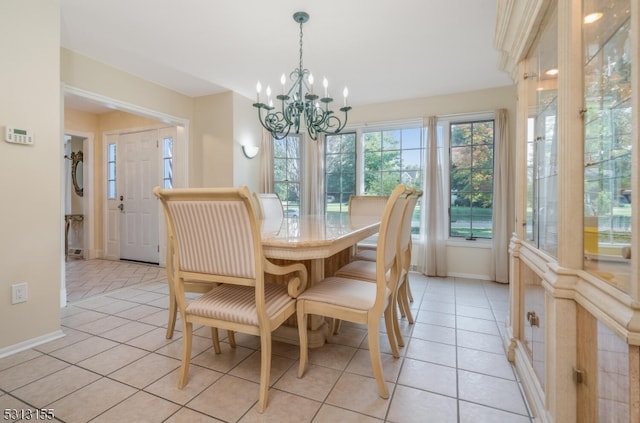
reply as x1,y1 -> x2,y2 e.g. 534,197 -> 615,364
193,92 -> 235,187
349,86 -> 516,125
233,93 -> 262,192
0,0 -> 62,351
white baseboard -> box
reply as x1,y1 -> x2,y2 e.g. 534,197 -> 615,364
447,271 -> 492,281
0,330 -> 65,359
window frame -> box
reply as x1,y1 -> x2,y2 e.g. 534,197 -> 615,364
444,114 -> 495,240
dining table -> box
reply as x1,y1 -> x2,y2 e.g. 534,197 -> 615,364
260,213 -> 380,347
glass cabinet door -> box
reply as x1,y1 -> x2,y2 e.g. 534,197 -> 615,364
582,0 -> 632,292
526,6 -> 559,258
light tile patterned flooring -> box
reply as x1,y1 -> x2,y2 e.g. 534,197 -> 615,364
0,260 -> 533,422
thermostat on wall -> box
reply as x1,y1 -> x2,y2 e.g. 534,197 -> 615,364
5,126 -> 34,145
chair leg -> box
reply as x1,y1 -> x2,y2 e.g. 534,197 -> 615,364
398,281 -> 414,324
178,321 -> 193,388
166,292 -> 178,339
227,330 -> 236,348
385,298 -> 402,353
257,331 -> 272,413
407,277 -> 414,302
211,327 -> 221,354
367,320 -> 389,399
296,303 -> 309,378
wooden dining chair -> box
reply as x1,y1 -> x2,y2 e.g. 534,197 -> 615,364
296,184 -> 412,399
334,189 -> 420,348
347,195 -> 388,256
253,192 -> 285,220
154,186 -> 307,413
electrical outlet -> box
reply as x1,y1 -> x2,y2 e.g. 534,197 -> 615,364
11,283 -> 28,304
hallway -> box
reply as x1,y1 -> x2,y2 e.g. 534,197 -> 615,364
2,261 -> 532,422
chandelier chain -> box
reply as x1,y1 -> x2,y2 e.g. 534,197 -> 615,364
299,20 -> 304,73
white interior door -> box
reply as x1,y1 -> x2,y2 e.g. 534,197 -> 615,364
118,130 -> 159,263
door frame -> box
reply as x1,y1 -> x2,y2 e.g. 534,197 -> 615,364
62,85 -> 190,269
64,130 -> 94,259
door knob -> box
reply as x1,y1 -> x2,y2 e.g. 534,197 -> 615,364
118,203 -> 124,211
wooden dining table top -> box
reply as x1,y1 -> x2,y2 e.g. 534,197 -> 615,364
260,214 -> 380,261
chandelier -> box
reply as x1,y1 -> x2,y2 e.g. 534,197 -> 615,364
253,11 -> 351,141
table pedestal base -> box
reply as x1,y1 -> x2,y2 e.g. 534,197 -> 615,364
273,319 -> 329,348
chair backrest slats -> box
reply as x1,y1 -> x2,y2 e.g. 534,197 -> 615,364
167,200 -> 257,279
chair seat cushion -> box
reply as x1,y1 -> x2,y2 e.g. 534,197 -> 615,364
334,260 -> 391,282
186,282 -> 294,326
297,276 -> 390,310
352,249 -> 377,262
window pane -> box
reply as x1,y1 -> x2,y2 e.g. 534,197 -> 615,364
382,150 -> 401,171
451,146 -> 472,168
364,132 -> 381,151
162,136 -> 173,189
107,143 -> 116,199
107,181 -> 116,199
402,128 -> 423,149
451,123 -> 472,146
382,130 -> 401,149
107,143 -> 116,161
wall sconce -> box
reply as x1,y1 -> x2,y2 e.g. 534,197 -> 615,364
242,145 -> 259,159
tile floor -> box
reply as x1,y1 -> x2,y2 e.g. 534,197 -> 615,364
0,260 -> 532,422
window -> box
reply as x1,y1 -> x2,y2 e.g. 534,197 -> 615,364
107,143 -> 116,199
449,119 -> 494,239
325,132 -> 356,217
362,127 -> 424,235
162,135 -> 173,189
273,134 -> 301,216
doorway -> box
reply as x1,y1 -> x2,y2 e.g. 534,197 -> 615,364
105,127 -> 177,264
62,87 -> 189,305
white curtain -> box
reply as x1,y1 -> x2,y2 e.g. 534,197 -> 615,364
491,109 -> 509,283
259,129 -> 273,193
307,135 -> 325,215
419,116 -> 448,277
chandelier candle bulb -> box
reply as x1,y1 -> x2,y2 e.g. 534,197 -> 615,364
256,81 -> 262,103
281,74 -> 286,94
323,77 -> 328,97
343,87 -> 349,107
266,85 -> 272,104
308,74 -> 314,93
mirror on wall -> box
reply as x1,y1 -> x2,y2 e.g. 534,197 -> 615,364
70,150 -> 83,197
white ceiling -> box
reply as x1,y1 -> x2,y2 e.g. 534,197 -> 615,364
61,0 -> 513,113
